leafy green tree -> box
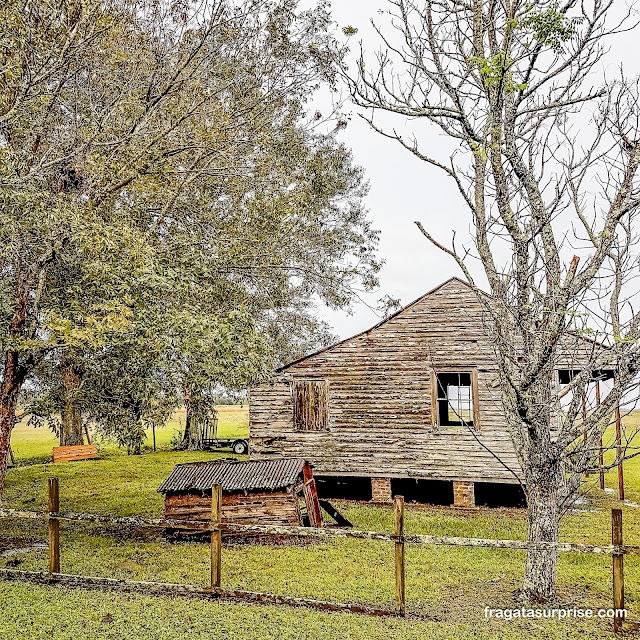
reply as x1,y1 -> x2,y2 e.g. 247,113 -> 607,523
0,0 -> 380,491
25,129 -> 377,452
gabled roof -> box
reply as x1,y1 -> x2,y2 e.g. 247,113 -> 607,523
277,276 -> 610,373
157,458 -> 307,494
279,277 -> 475,372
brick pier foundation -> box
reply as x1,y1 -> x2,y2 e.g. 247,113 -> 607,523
371,477 -> 393,503
452,481 -> 475,508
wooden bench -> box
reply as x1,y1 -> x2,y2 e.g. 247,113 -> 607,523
52,445 -> 98,463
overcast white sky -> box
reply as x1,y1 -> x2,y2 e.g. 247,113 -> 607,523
313,0 -> 640,340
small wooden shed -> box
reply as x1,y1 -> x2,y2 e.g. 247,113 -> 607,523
157,458 -> 323,533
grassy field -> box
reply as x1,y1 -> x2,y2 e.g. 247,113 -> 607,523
8,405 -> 249,466
1,410 -> 640,639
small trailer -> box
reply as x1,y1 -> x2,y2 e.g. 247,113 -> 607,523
206,438 -> 249,455
199,412 -> 248,454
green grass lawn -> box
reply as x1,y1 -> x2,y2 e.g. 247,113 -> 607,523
1,409 -> 640,639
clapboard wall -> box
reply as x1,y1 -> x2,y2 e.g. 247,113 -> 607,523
250,278 -> 597,484
164,491 -> 301,527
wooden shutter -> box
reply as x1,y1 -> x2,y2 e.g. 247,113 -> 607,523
292,380 -> 328,431
471,369 -> 480,430
430,370 -> 438,427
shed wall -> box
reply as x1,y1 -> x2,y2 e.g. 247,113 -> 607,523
165,490 -> 301,526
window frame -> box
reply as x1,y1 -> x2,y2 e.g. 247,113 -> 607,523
430,369 -> 480,430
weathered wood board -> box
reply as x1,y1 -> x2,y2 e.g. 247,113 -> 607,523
52,445 -> 98,463
165,490 -> 301,527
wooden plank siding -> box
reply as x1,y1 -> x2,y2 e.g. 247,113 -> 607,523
250,278 -> 600,485
165,491 -> 301,527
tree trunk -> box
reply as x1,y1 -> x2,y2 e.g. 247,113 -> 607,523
0,352 -> 28,500
0,398 -> 18,501
182,407 -> 192,442
521,457 -> 562,602
181,385 -> 203,450
184,411 -> 203,450
59,353 -> 84,446
60,399 -> 83,446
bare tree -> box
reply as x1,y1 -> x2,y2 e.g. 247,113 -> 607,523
349,0 -> 640,601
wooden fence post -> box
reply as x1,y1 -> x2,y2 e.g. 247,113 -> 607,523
48,477 -> 60,574
211,483 -> 222,589
612,508 -> 625,633
394,495 -> 405,616
615,405 -> 625,501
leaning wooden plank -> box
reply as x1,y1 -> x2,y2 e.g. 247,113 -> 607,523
318,500 -> 353,527
0,569 -> 397,617
302,463 -> 323,527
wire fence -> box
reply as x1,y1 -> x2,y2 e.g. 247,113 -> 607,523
0,477 -> 634,629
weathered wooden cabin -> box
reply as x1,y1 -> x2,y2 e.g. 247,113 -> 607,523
249,278 -> 603,508
157,458 -> 323,533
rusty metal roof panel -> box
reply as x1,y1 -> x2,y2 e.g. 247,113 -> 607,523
158,458 -> 307,494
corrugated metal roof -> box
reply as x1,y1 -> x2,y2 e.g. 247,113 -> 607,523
157,458 -> 307,494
